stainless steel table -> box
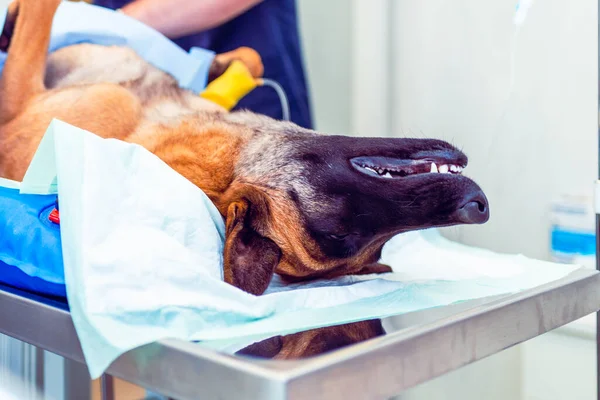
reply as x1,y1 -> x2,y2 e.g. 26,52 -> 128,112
1,267 -> 598,400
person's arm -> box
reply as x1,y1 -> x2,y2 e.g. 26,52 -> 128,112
120,0 -> 264,39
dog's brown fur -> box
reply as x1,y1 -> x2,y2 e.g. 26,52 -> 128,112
0,0 -> 490,359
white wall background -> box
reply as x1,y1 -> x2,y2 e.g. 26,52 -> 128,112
297,0 -> 353,134
298,0 -> 393,137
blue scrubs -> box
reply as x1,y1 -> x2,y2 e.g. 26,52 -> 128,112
94,0 -> 314,129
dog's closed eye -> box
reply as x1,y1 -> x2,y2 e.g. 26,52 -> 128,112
326,233 -> 350,241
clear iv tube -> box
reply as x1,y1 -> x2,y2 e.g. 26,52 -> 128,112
260,78 -> 290,122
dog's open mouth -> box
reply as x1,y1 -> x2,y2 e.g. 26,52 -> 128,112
350,156 -> 465,179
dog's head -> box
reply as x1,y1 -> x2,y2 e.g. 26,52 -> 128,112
160,111 -> 489,295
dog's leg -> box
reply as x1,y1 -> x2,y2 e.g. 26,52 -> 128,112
223,199 -> 281,295
0,0 -> 62,123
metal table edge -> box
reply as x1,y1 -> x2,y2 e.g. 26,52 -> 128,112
279,268 -> 600,399
279,268 -> 600,375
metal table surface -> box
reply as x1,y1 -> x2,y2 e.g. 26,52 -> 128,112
1,267 -> 599,400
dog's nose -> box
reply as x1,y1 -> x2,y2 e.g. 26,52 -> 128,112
454,191 -> 489,224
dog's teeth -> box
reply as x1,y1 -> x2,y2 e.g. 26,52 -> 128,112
450,165 -> 458,172
430,163 -> 438,173
439,164 -> 449,174
383,172 -> 393,178
365,167 -> 377,174
378,169 -> 385,175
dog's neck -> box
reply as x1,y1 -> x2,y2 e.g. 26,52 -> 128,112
130,115 -> 248,204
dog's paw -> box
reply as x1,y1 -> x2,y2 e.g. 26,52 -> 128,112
0,1 -> 19,53
227,46 -> 264,78
208,46 -> 264,83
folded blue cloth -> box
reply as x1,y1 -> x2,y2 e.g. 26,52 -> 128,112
0,186 -> 65,297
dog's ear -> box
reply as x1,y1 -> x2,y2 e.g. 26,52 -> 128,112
223,198 -> 281,295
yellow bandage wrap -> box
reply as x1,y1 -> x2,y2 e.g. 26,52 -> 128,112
200,60 -> 258,110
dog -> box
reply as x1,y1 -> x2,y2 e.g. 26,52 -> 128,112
0,0 -> 489,359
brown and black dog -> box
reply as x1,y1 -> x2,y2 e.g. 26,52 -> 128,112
0,0 -> 489,359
